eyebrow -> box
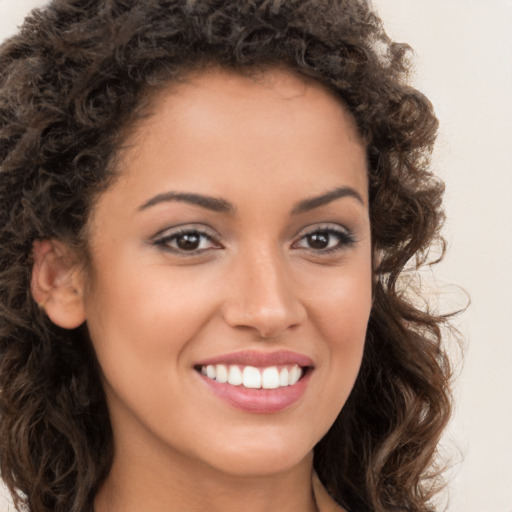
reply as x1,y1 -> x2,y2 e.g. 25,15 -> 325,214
138,192 -> 234,213
138,185 -> 364,215
290,186 -> 365,215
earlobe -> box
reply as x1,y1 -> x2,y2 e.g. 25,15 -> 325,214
31,239 -> 86,329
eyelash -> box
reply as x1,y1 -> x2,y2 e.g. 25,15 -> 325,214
152,225 -> 355,256
292,226 -> 356,254
152,227 -> 222,254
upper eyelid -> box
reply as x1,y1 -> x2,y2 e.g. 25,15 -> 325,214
291,225 -> 356,251
292,222 -> 352,239
151,228 -> 222,257
151,222 -> 354,246
151,226 -> 223,254
152,223 -> 218,240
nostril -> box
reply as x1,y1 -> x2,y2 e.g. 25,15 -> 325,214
222,302 -> 307,340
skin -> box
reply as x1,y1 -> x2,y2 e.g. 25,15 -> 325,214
35,68 -> 373,512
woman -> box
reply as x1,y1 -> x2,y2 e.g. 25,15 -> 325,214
0,1 -> 453,511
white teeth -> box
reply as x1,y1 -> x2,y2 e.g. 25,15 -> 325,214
242,366 -> 262,389
206,365 -> 216,379
200,363 -> 305,389
279,367 -> 289,387
227,365 -> 243,386
262,367 -> 280,389
215,364 -> 228,383
289,365 -> 302,385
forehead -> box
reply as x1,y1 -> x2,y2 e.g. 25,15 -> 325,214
90,67 -> 368,232
118,67 -> 366,183
137,67 -> 365,149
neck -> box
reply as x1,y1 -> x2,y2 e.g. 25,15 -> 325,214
95,442 -> 319,512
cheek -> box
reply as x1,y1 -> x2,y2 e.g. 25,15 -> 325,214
304,253 -> 373,341
317,289 -> 370,377
83,261 -> 223,396
305,258 -> 372,399
82,264 -> 222,424
86,258 -> 215,339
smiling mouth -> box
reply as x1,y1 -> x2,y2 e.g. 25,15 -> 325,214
194,364 -> 310,390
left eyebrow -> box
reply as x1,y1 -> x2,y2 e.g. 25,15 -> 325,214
291,186 -> 365,215
138,191 -> 235,214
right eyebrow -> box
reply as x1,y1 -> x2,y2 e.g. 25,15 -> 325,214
291,186 -> 365,215
138,191 -> 235,214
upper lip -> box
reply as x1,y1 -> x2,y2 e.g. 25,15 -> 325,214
194,350 -> 314,368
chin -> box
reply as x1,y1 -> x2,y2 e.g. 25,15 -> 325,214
196,433 -> 314,478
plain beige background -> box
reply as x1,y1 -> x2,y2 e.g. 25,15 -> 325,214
1,0 -> 511,511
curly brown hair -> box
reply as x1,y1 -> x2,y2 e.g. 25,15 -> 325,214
0,1 -> 453,511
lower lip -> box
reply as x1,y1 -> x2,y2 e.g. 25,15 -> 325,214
198,370 -> 312,413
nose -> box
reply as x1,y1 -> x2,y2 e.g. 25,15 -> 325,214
221,247 -> 307,339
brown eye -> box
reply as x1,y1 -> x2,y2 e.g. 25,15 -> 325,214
306,232 -> 330,249
293,226 -> 355,253
153,227 -> 221,254
175,233 -> 202,251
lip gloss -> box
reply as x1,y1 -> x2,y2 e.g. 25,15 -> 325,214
198,369 -> 312,413
194,350 -> 314,413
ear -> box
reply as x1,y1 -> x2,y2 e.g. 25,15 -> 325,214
31,239 -> 86,329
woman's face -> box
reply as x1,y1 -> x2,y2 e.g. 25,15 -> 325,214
83,68 -> 372,477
